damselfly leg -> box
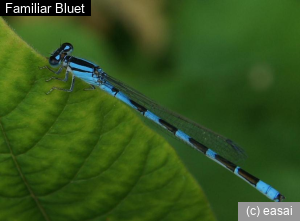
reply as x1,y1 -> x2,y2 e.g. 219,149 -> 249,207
45,71 -> 75,95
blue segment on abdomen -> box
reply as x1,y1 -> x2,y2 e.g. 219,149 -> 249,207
100,84 -> 138,111
144,111 -> 160,124
256,180 -> 280,201
206,149 -> 217,159
175,130 -> 190,143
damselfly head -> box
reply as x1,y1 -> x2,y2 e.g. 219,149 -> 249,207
48,43 -> 73,67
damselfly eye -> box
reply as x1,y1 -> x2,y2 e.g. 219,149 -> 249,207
49,55 -> 61,67
61,43 -> 73,54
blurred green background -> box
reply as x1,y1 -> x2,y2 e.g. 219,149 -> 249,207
4,0 -> 300,220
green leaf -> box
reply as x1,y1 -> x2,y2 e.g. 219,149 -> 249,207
0,17 -> 215,221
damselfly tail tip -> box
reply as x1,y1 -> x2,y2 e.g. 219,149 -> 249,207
277,194 -> 285,202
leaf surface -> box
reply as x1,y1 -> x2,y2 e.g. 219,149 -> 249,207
0,17 -> 214,221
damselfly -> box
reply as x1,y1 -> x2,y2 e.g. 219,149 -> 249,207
40,43 -> 285,202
